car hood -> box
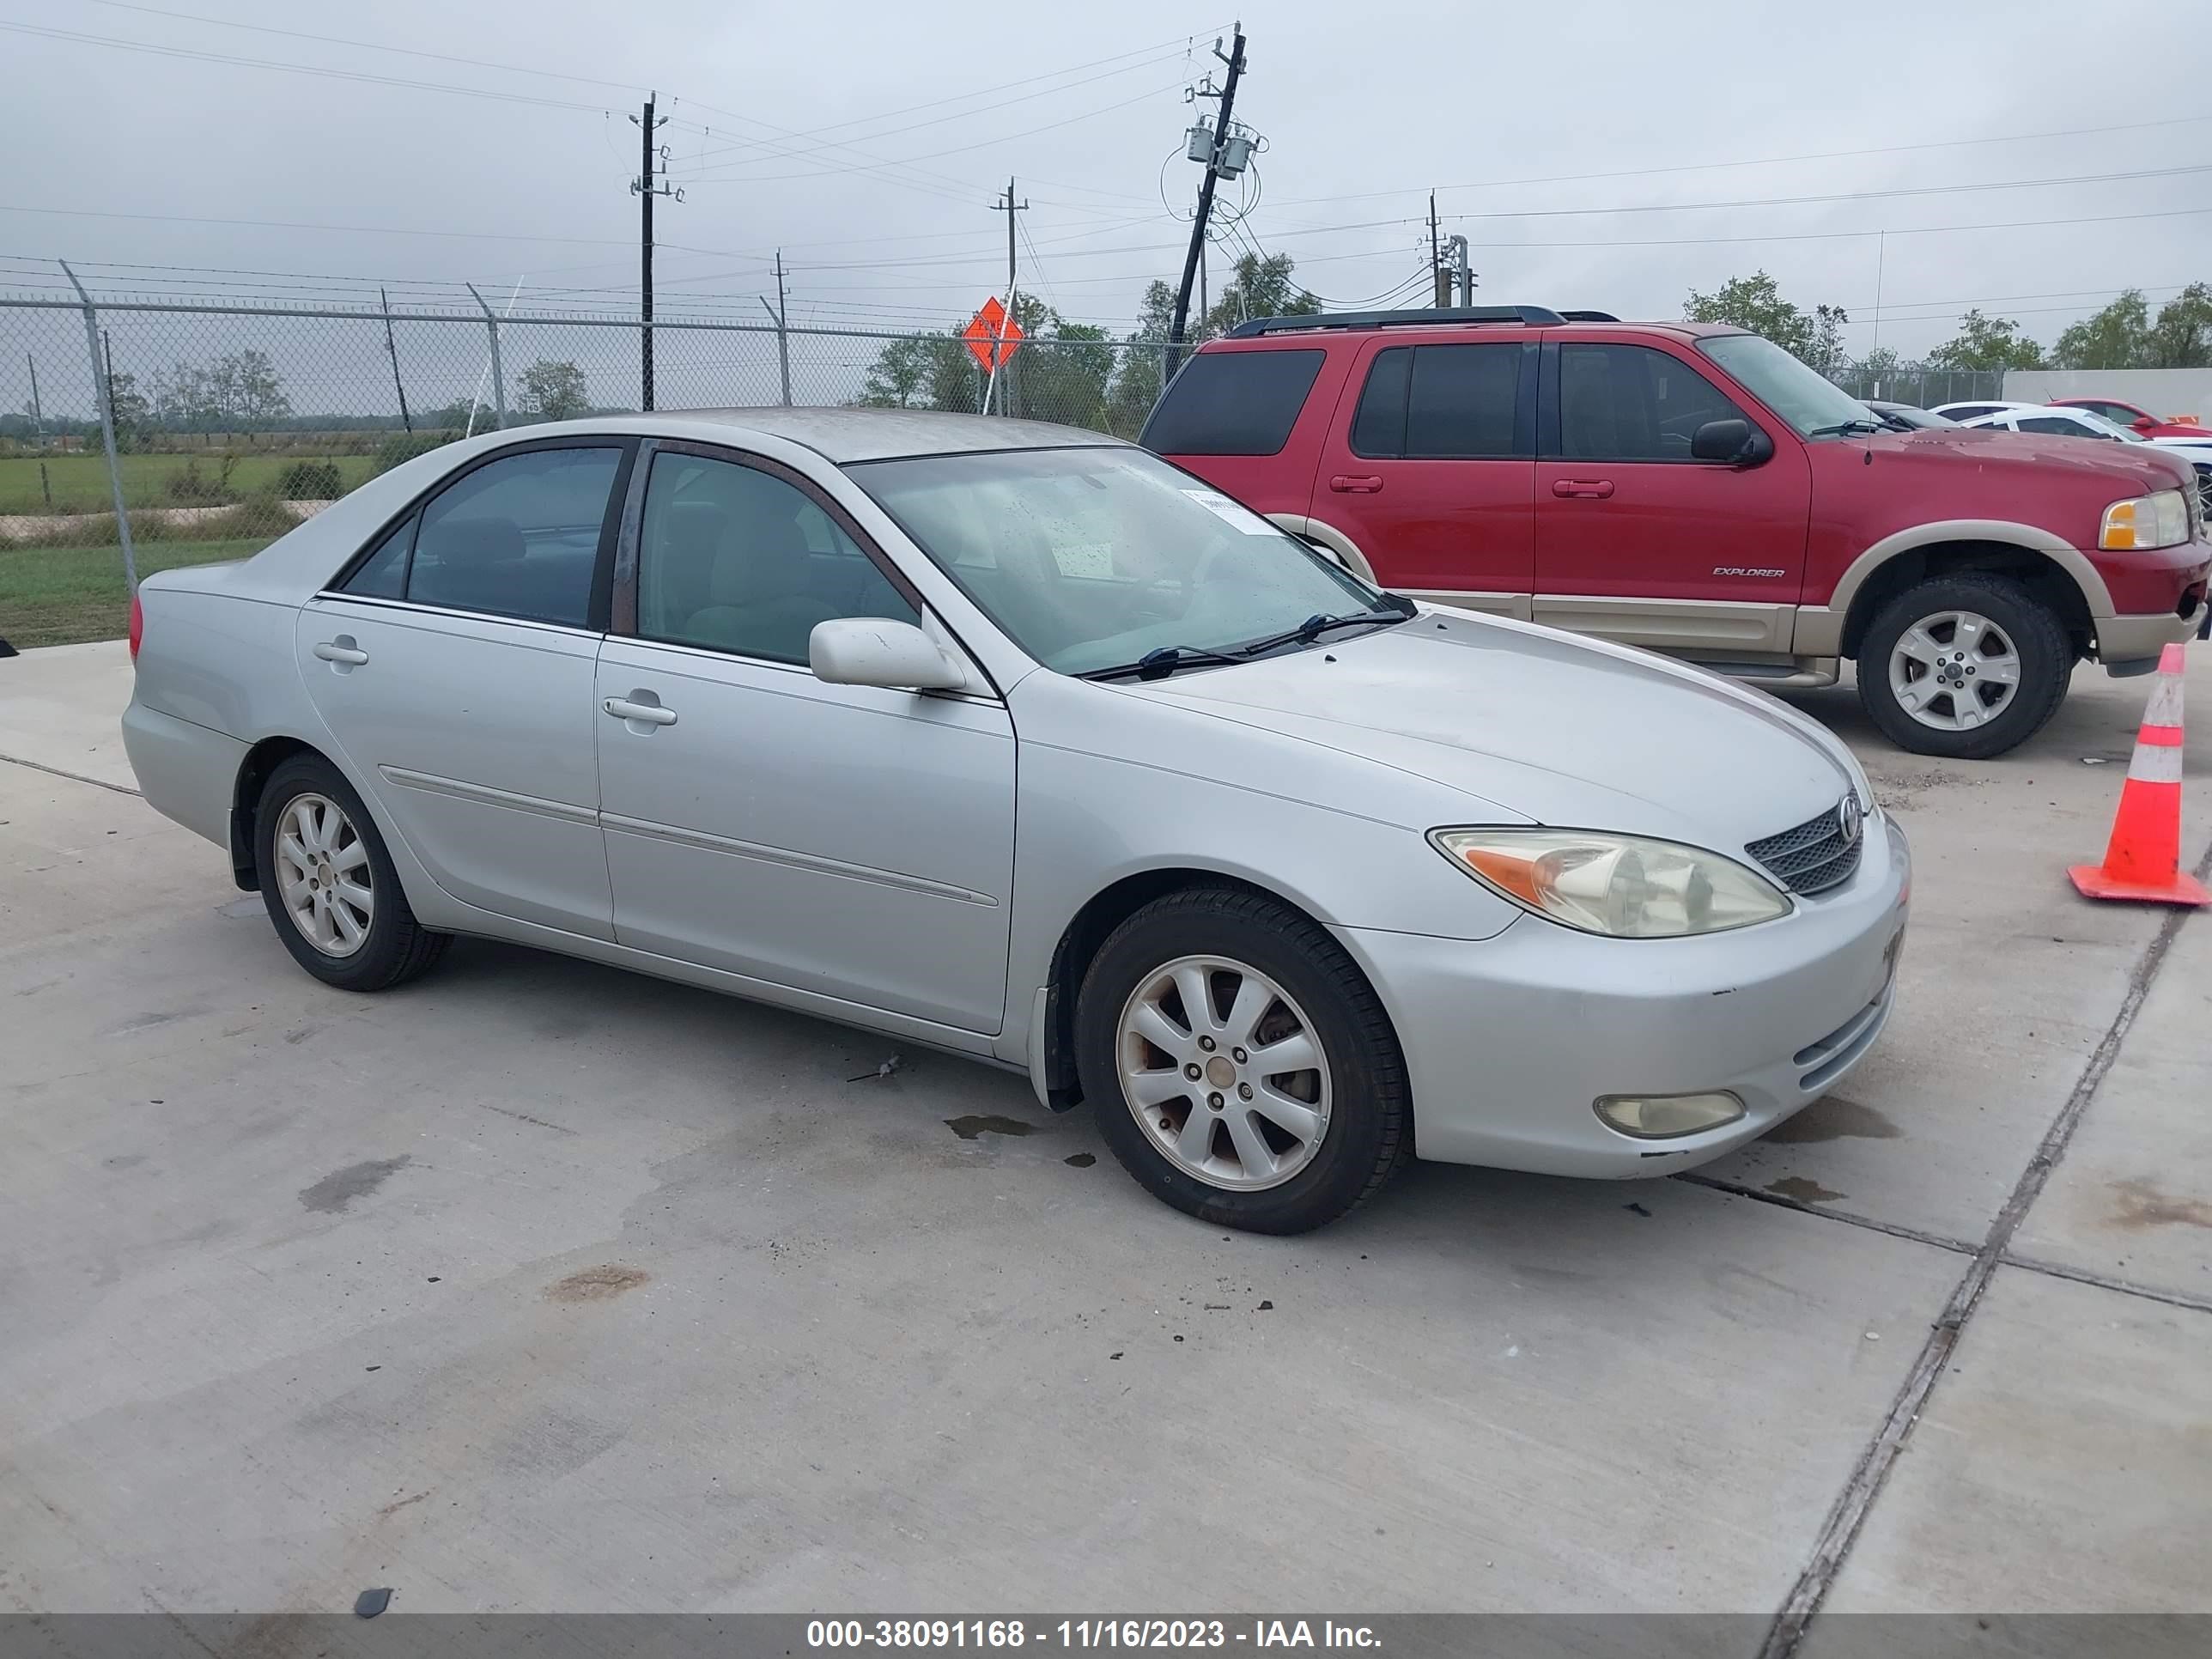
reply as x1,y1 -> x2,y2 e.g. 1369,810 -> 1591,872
1869,424 -> 2196,492
1119,611 -> 1858,852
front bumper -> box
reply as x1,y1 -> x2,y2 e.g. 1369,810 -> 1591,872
2094,537 -> 2209,665
1336,813 -> 1911,1179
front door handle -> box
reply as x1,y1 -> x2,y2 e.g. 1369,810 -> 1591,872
604,696 -> 678,728
1551,478 -> 1615,499
313,638 -> 369,665
1329,474 -> 1384,494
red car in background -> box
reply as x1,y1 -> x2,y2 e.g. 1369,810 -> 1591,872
2051,397 -> 2206,440
1144,307 -> 2209,759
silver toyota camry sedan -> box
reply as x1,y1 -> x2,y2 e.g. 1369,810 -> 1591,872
122,409 -> 1909,1233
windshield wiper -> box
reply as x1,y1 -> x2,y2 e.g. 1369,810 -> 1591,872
1808,418 -> 1888,437
1234,595 -> 1416,657
1080,643 -> 1249,683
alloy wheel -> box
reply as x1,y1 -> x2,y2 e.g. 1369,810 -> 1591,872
1116,954 -> 1333,1191
1887,609 -> 2021,732
275,793 -> 374,957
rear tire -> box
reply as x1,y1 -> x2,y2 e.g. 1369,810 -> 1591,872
1075,886 -> 1410,1234
256,754 -> 448,992
1856,573 -> 2070,759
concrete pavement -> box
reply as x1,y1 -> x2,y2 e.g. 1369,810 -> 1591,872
1,641 -> 2207,1638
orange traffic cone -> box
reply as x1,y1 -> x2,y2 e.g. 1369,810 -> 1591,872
2069,642 -> 2209,906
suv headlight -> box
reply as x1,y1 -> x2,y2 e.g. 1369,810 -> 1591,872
2100,489 -> 2190,550
1430,828 -> 1793,939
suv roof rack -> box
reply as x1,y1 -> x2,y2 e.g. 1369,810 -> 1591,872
1224,305 -> 1565,337
1559,309 -> 1620,323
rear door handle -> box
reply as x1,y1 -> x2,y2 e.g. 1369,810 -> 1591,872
313,639 -> 369,665
1328,474 -> 1384,494
604,696 -> 678,727
1551,478 -> 1615,499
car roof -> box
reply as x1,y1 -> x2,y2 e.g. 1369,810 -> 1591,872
647,406 -> 1122,463
1931,400 -> 2039,413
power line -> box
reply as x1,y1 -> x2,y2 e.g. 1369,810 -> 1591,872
1266,115 -> 2212,210
0,20 -> 622,114
76,0 -> 647,94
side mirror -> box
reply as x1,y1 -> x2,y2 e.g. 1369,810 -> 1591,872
809,617 -> 967,691
1691,417 -> 1773,465
2135,417 -> 2158,433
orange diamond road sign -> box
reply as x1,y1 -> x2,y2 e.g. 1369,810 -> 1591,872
963,295 -> 1024,371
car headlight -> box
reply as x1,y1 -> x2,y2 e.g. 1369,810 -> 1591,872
2100,489 -> 2189,550
1430,828 -> 1793,938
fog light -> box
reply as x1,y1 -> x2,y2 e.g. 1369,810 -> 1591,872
1594,1091 -> 1746,1139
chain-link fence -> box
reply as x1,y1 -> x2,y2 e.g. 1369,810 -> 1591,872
1823,363 -> 2005,409
0,281 -> 1170,645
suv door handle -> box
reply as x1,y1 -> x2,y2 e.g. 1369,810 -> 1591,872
1551,478 -> 1615,499
604,696 -> 678,728
1328,474 -> 1384,494
312,639 -> 369,665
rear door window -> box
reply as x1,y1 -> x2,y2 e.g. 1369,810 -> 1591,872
1351,343 -> 1523,459
1139,349 -> 1326,455
404,446 -> 623,627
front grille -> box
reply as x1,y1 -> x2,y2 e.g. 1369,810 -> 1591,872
1747,800 -> 1863,896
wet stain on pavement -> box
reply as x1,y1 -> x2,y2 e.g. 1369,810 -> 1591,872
299,1155 -> 410,1213
1064,1152 -> 1097,1167
546,1264 -> 649,1302
945,1114 -> 1036,1141
2110,1179 -> 2212,1231
1766,1175 -> 1848,1204
1763,1097 -> 1901,1143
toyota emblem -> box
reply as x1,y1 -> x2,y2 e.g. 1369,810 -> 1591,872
1839,794 -> 1864,847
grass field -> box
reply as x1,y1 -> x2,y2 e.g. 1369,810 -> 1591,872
0,452 -> 379,514
0,539 -> 276,650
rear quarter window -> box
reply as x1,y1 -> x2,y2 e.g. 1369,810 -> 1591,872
1139,349 -> 1327,456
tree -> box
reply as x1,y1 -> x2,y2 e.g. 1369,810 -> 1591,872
1685,270 -> 1820,359
1200,252 -> 1321,337
1807,303 -> 1851,376
1103,279 -> 1177,439
860,337 -> 936,408
518,358 -> 590,421
2145,282 -> 2212,369
1928,308 -> 2045,372
2052,290 -> 2151,370
104,370 -> 151,445
219,349 -> 290,425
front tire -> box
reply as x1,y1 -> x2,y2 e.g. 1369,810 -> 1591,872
1075,887 -> 1410,1234
256,754 -> 448,991
1856,573 -> 2070,759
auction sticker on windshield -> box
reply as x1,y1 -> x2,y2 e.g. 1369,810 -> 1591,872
1181,488 -> 1279,535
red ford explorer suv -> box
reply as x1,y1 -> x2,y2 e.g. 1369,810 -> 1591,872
1143,307 -> 2209,757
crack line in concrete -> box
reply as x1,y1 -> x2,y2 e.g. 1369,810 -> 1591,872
1672,1170 -> 1978,1255
1996,1251 -> 2212,1318
0,750 -> 142,797
1758,836 -> 2212,1659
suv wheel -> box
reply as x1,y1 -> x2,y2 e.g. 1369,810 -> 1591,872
1075,886 -> 1409,1234
1856,573 -> 2070,759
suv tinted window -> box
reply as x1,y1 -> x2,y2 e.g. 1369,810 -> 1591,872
1352,343 -> 1522,459
405,446 -> 621,626
1559,343 -> 1744,461
637,451 -> 918,664
1140,349 -> 1326,455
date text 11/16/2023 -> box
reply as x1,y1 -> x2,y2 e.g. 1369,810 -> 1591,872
805,1619 -> 1382,1649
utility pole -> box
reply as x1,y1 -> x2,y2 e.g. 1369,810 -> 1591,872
380,286 -> 411,433
1445,234 -> 1474,306
630,94 -> 680,411
989,177 -> 1029,415
1430,192 -> 1449,308
759,250 -> 793,407
1165,24 -> 1247,380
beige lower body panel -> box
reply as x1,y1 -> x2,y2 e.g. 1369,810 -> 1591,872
1528,593 -> 1796,653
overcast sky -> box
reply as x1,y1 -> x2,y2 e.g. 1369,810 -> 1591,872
3,0 -> 2207,358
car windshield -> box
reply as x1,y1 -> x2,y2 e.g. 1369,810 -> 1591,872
2072,410 -> 2147,442
1698,332 -> 1879,437
848,446 -> 1395,675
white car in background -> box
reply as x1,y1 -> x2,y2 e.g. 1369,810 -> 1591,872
1929,400 -> 2044,423
1956,404 -> 2212,508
